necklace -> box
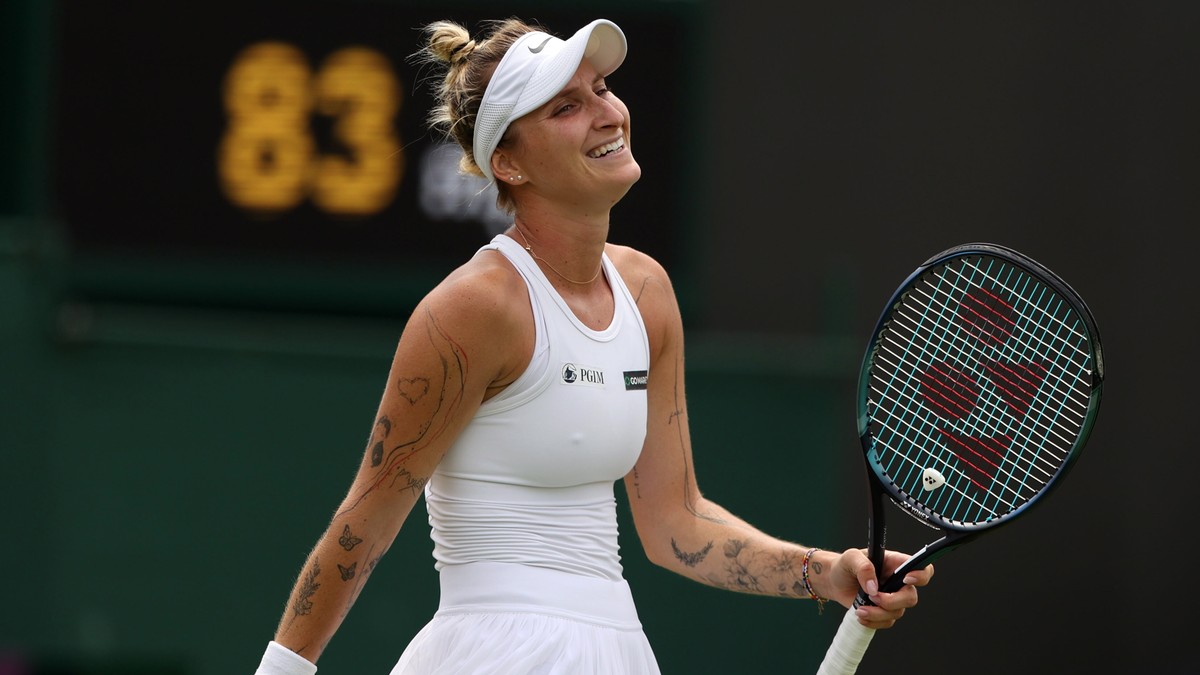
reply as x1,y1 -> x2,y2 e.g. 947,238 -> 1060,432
512,224 -> 603,286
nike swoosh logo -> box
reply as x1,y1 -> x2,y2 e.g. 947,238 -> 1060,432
528,36 -> 552,54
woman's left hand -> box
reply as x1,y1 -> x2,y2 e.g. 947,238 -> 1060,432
824,548 -> 934,629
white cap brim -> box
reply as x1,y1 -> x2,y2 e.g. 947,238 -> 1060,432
473,19 -> 627,182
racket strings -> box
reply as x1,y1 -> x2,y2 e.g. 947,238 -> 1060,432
983,360 -> 1050,416
908,278 -> 1090,401
874,317 -> 1085,468
868,255 -> 1095,526
872,347 -> 1053,481
867,378 -> 1036,515
878,289 -> 1084,494
878,302 -> 1089,457
891,262 -> 1092,437
935,429 -> 1012,486
922,264 -> 1093,373
933,259 -> 1094,441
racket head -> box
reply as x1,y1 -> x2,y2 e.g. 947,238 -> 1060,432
858,243 -> 1104,536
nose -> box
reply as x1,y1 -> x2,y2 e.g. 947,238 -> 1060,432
590,93 -> 624,129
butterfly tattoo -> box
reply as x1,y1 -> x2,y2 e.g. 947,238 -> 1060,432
339,524 -> 363,551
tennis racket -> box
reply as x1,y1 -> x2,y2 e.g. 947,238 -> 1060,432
816,243 -> 1104,674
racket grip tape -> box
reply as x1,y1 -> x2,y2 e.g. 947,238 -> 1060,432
815,607 -> 877,675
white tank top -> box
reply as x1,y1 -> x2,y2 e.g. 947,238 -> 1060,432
425,234 -> 650,581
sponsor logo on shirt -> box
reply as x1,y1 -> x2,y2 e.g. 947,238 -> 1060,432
623,370 -> 649,390
561,363 -> 605,387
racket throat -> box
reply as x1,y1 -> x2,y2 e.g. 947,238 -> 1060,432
880,534 -> 971,594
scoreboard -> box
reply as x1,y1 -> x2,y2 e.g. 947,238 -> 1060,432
50,0 -> 698,314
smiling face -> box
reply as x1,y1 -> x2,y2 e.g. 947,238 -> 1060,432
493,59 -> 641,212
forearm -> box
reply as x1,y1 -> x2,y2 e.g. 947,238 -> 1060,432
649,498 -> 836,603
273,519 -> 389,662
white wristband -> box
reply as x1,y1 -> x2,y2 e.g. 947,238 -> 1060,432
254,641 -> 318,675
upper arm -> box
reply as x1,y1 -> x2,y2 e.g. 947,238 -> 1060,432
333,255 -> 530,539
612,248 -> 716,561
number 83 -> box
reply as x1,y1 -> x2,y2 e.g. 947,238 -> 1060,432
218,41 -> 404,216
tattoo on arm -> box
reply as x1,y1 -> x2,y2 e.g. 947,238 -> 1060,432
671,538 -> 714,567
391,467 -> 428,495
395,377 -> 431,404
292,558 -> 321,617
719,539 -> 764,592
338,524 -> 363,551
769,550 -> 803,596
338,544 -> 386,619
638,274 -> 723,524
339,309 -> 467,518
667,355 -> 726,525
370,416 -> 391,467
633,276 -> 651,304
697,540 -> 813,598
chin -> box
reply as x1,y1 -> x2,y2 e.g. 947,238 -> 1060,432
608,176 -> 641,206
619,159 -> 642,185
609,162 -> 642,199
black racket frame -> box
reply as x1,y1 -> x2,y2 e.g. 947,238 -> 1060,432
855,242 -> 1105,599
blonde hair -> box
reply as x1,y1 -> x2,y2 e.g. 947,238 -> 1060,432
416,18 -> 543,213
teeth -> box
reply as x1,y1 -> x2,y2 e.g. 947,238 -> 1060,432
588,137 -> 625,158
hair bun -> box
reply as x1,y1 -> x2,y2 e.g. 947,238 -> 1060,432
448,39 -> 477,64
425,21 -> 476,65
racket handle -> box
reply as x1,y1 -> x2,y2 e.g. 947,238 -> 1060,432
816,607 -> 877,675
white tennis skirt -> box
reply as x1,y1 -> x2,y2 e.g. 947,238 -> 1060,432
391,562 -> 661,675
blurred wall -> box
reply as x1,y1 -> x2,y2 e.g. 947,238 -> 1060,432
697,2 -> 1198,673
3,1 -> 1197,674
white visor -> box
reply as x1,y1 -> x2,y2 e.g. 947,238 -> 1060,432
473,19 -> 627,182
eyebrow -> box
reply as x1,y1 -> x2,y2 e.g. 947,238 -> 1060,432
557,74 -> 607,98
537,74 -> 608,117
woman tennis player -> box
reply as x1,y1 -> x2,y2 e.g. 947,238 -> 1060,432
253,17 -> 933,675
